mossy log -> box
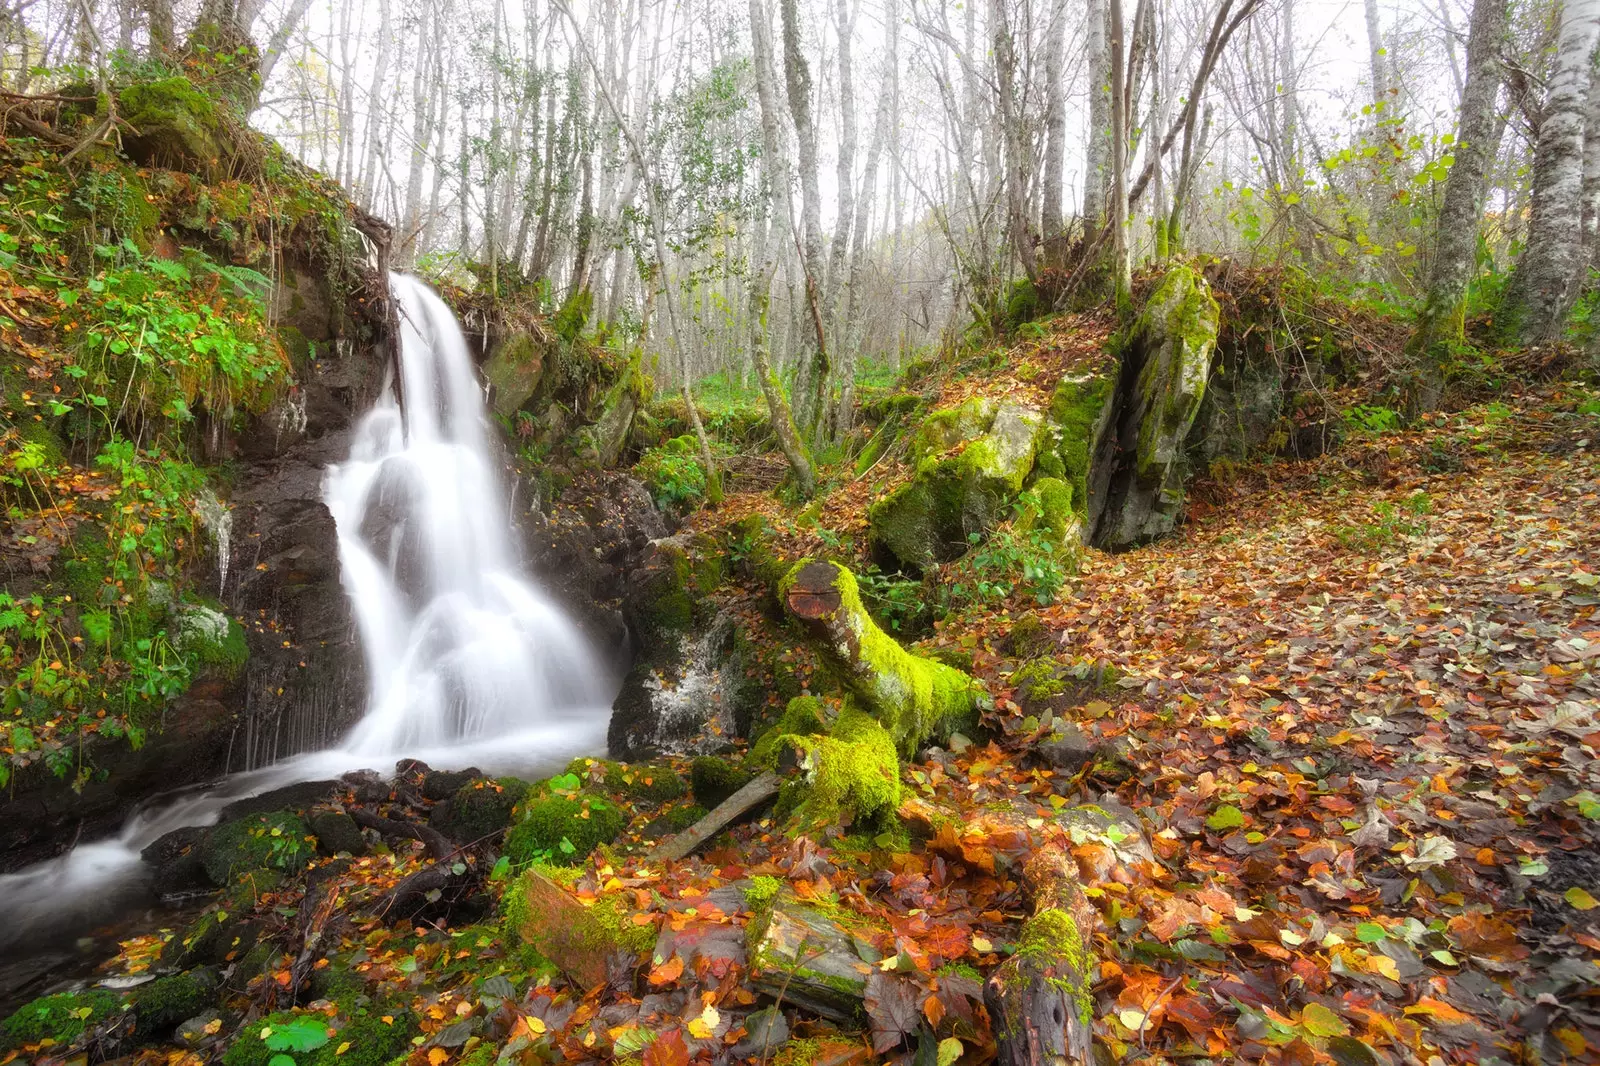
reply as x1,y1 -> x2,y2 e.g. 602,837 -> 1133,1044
780,560 -> 980,754
984,846 -> 1097,1066
747,887 -> 876,1023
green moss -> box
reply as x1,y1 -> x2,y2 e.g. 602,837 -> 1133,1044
434,777 -> 524,843
731,515 -> 791,591
779,560 -> 979,755
1008,612 -> 1052,658
749,695 -> 827,768
566,757 -> 687,804
118,77 -> 226,168
131,971 -> 213,1039
770,1038 -> 824,1066
1013,907 -> 1093,1027
222,1008 -> 416,1066
1038,373 -> 1115,516
505,792 -> 626,863
178,604 -> 249,679
690,755 -> 754,809
781,705 -> 902,831
1,988 -> 123,1049
203,810 -> 314,884
743,875 -> 783,912
661,803 -> 708,831
1009,659 -> 1065,703
503,868 -> 654,967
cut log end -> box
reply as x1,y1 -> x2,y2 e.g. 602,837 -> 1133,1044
784,560 -> 844,620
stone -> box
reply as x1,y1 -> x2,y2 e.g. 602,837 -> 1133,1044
482,332 -> 547,417
175,1009 -> 223,1048
307,810 -> 366,856
1088,264 -> 1221,549
1037,724 -> 1094,773
868,400 -> 1044,571
421,767 -> 484,801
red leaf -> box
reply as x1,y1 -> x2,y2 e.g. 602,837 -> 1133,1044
643,1029 -> 690,1066
864,972 -> 922,1054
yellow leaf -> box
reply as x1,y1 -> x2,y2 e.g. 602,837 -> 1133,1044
1565,886 -> 1598,911
971,935 -> 994,954
335,1042 -> 351,1056
1118,1008 -> 1147,1031
1367,954 -> 1401,981
687,1004 -> 721,1039
427,1049 -> 449,1066
527,1016 -> 547,1035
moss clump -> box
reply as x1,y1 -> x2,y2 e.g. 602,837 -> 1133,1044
566,757 -> 687,804
177,604 -> 249,679
730,515 -> 791,592
131,971 -> 213,1039
502,868 -> 655,970
221,1008 -> 416,1066
1017,476 -> 1077,545
118,77 -> 227,169
1012,907 -> 1094,1028
749,695 -> 828,768
203,810 -> 314,885
1,988 -> 123,1049
1007,612 -> 1053,658
779,560 -> 979,755
505,793 -> 626,863
1009,659 -> 1065,704
743,875 -> 783,912
661,803 -> 708,831
771,1039 -> 825,1066
690,756 -> 754,809
778,705 -> 902,831
433,777 -> 525,843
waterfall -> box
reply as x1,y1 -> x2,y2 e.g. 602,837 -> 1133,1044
0,275 -> 614,948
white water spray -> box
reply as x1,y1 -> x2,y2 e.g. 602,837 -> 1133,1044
0,275 -> 614,950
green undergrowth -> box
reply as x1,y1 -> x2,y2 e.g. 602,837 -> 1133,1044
0,66 -> 370,786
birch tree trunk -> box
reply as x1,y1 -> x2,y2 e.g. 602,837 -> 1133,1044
1408,0 -> 1507,406
1108,0 -> 1132,311
750,0 -> 816,496
1506,0 -> 1600,344
780,0 -> 830,437
1040,0 -> 1068,269
992,0 -> 1037,281
1083,0 -> 1111,228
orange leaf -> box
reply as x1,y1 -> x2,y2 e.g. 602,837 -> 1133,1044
923,993 -> 945,1029
642,1029 -> 690,1066
1403,997 -> 1473,1025
427,1050 -> 449,1066
648,954 -> 684,987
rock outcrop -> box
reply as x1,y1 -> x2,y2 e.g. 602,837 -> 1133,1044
1087,264 -> 1220,549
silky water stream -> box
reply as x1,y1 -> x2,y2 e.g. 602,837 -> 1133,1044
0,275 -> 616,994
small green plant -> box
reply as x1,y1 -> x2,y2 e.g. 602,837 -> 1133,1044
1342,404 -> 1401,436
635,435 -> 709,511
1331,492 -> 1431,553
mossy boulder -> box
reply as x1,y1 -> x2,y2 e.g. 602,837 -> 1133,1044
578,351 -> 650,467
483,331 -> 548,418
781,560 -> 980,755
621,533 -> 723,663
1088,264 -> 1220,549
176,604 -> 249,679
690,756 -> 755,809
566,757 -> 687,805
505,790 -> 627,863
868,400 -> 1044,571
221,1008 -> 415,1066
504,866 -> 657,987
131,970 -> 216,1040
202,810 -> 314,885
1035,372 -> 1116,516
1,988 -> 123,1050
118,77 -> 228,170
430,777 -> 527,844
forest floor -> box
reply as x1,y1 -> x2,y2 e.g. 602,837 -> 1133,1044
18,367 -> 1599,1066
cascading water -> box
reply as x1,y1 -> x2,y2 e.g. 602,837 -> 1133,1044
0,274 -> 615,955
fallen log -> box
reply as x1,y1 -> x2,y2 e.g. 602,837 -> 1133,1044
647,771 -> 779,863
351,807 -> 455,861
780,560 -> 980,754
746,886 -> 877,1024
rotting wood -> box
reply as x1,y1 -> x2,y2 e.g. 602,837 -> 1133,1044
647,770 -> 779,863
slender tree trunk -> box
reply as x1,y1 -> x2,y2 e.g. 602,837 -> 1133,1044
1506,0 -> 1600,343
780,0 -> 829,436
750,0 -> 815,496
1408,0 -> 1508,407
1041,0 -> 1068,269
991,0 -> 1036,281
1084,0 -> 1111,227
1108,0 -> 1131,311
256,0 -> 310,84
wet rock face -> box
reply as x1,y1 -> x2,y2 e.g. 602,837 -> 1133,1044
1088,264 -> 1221,550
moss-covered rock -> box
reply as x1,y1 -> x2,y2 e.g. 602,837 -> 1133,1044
202,810 -> 314,885
505,791 -> 627,863
566,757 -> 687,805
118,77 -> 228,170
690,756 -> 755,809
868,400 -> 1044,571
1089,264 -> 1220,549
131,970 -> 215,1040
307,810 -> 366,856
622,533 -> 722,664
780,560 -> 980,755
483,331 -> 548,417
1006,611 -> 1054,659
1035,372 -> 1116,515
221,1007 -> 416,1066
176,604 -> 249,679
504,866 -> 656,987
1,988 -> 123,1050
431,777 -> 526,843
